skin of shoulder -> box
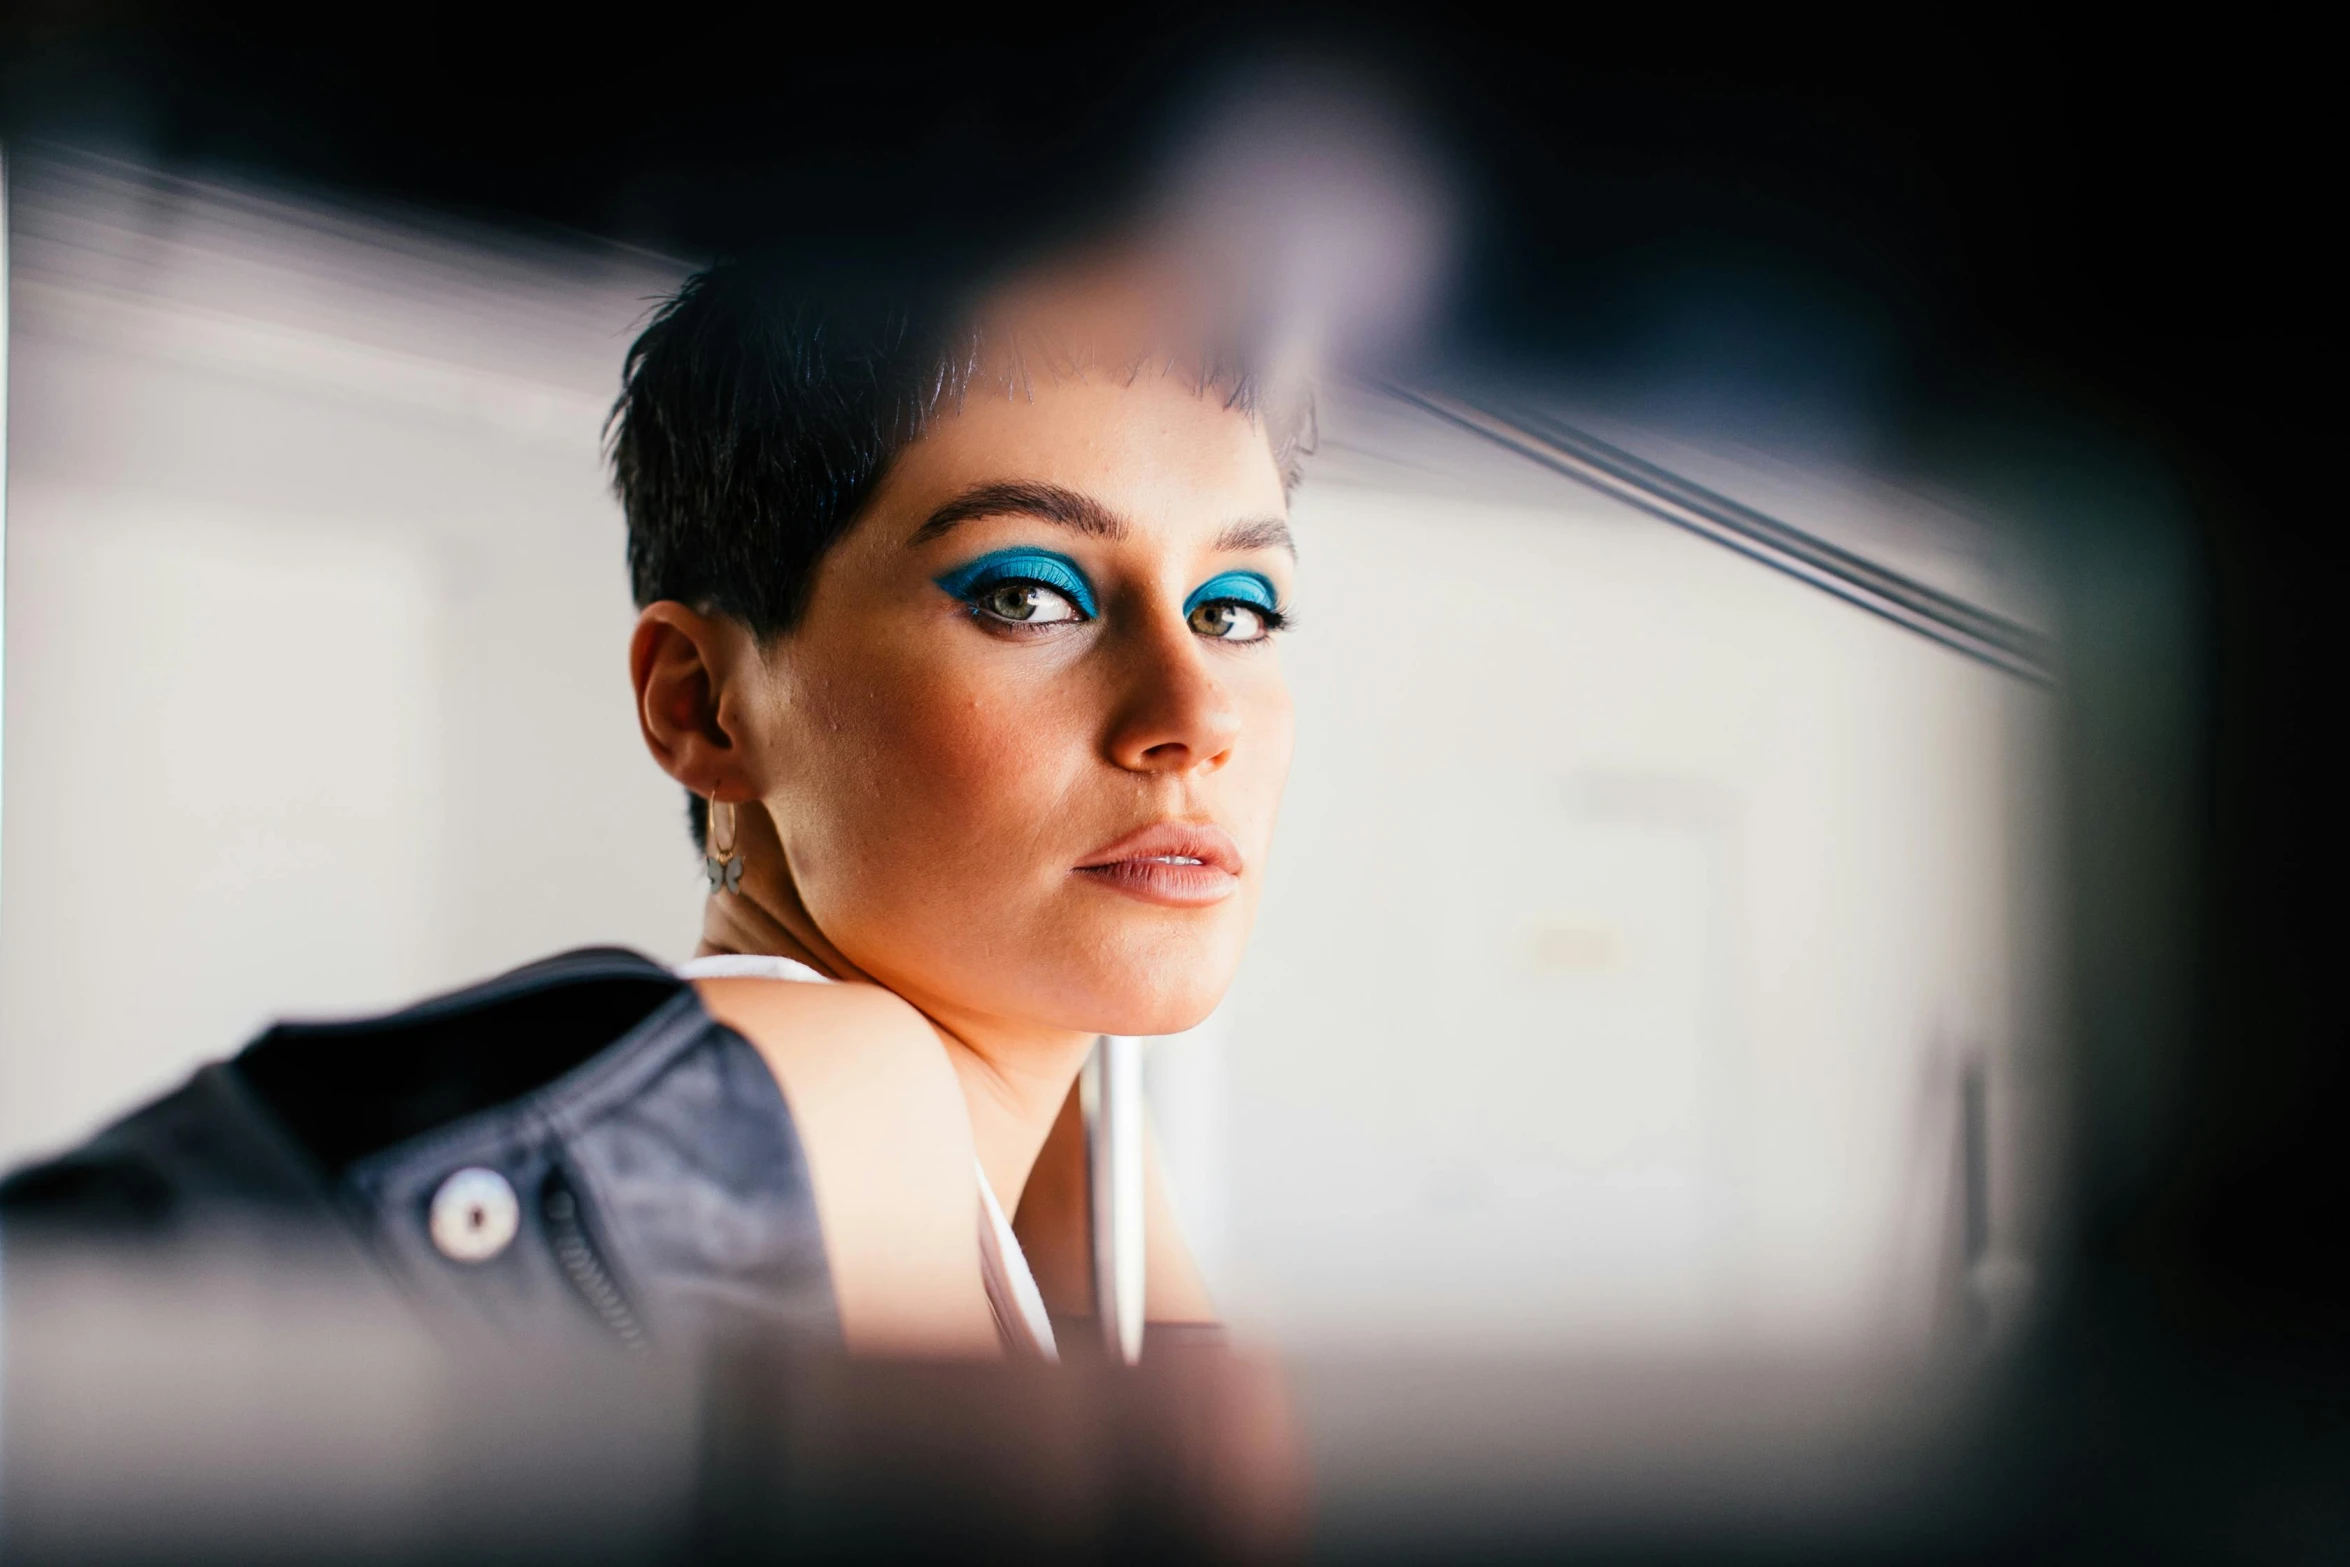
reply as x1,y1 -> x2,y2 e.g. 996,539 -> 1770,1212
692,976 -> 998,1357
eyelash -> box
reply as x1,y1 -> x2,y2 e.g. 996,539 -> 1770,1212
962,585 -> 1079,633
935,551 -> 1098,618
1182,571 -> 1291,642
1202,600 -> 1293,636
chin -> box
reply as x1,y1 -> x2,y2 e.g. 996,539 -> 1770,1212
1063,934 -> 1243,1038
877,895 -> 1255,1038
1085,992 -> 1223,1039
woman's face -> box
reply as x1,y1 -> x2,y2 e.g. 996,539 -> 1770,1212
743,371 -> 1296,1038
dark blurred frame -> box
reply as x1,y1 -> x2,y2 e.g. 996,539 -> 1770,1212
2,15 -> 2339,1559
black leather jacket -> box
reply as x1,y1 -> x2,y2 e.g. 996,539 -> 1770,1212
0,947 -> 839,1353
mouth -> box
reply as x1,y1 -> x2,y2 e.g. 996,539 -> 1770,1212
1074,821 -> 1245,908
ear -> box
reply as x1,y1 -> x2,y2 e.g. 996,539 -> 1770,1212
629,602 -> 769,803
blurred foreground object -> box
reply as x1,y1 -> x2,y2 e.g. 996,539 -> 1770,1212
3,1263 -> 1304,1564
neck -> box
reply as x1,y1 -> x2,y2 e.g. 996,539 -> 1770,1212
695,827 -> 1095,1214
696,886 -> 839,976
915,994 -> 1098,1218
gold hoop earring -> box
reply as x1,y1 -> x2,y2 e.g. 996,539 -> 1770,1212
703,795 -> 744,895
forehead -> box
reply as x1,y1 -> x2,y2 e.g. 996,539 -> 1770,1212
874,370 -> 1291,539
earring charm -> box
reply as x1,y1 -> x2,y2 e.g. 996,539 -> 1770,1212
704,795 -> 745,895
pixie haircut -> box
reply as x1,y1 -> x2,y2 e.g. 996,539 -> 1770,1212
607,256 -> 1313,844
610,257 -> 1310,637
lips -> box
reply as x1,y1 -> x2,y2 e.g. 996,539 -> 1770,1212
1074,821 -> 1244,907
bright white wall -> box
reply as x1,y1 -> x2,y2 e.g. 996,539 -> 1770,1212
0,151 -> 700,1165
2,496 -> 439,1152
1154,390 -> 2054,1356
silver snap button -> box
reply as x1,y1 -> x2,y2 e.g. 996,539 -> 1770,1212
428,1167 -> 520,1263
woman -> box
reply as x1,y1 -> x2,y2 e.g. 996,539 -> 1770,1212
619,254 -> 1305,1357
0,251 -> 1309,1567
1,251 -> 1307,1380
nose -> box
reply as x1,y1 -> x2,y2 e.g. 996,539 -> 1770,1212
1103,612 -> 1242,776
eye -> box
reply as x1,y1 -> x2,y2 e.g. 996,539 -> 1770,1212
976,579 -> 1085,625
1188,599 -> 1272,642
941,554 -> 1286,640
935,549 -> 1100,627
1181,570 -> 1286,644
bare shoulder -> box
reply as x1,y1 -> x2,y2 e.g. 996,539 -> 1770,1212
692,977 -> 994,1356
694,976 -> 962,1105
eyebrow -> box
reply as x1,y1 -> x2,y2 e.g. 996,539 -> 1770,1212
1214,517 -> 1296,557
910,482 -> 1128,545
907,479 -> 1296,558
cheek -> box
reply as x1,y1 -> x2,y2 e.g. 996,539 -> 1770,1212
1230,673 -> 1298,848
783,641 -> 1091,890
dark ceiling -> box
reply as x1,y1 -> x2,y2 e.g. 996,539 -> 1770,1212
1,16 -> 2322,416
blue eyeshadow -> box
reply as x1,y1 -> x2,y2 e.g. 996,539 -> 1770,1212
1183,571 -> 1281,616
933,548 -> 1099,618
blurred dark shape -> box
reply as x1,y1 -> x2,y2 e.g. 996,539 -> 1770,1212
700,1335 -> 1304,1563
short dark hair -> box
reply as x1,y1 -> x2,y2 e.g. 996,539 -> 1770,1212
607,256 -> 1312,848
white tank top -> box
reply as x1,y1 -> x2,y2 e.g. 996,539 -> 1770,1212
676,952 -> 1059,1361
